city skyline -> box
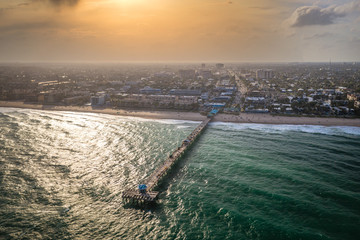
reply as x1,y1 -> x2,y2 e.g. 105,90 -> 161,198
0,0 -> 360,62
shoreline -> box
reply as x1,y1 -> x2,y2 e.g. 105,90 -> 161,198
1,101 -> 360,127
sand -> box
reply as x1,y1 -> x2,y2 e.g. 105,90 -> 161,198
1,101 -> 360,127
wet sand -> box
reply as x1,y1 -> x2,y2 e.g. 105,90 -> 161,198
1,101 -> 360,127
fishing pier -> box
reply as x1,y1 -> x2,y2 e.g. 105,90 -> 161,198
122,115 -> 214,204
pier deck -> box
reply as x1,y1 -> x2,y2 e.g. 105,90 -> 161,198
122,117 -> 212,204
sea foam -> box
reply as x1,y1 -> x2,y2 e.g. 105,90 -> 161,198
210,122 -> 360,136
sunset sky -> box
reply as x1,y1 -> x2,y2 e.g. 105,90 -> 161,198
0,0 -> 359,62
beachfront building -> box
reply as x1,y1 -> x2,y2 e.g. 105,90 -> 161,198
140,86 -> 161,95
37,91 -> 63,104
91,94 -> 106,106
111,94 -> 199,110
64,95 -> 89,105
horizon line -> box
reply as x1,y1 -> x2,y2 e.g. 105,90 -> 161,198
0,60 -> 359,65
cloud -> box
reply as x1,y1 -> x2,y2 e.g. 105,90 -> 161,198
350,36 -> 360,43
18,3 -> 30,7
0,7 -> 14,17
286,1 -> 360,27
0,21 -> 58,33
303,32 -> 333,40
48,0 -> 80,7
250,6 -> 273,10
28,0 -> 80,8
288,6 -> 345,27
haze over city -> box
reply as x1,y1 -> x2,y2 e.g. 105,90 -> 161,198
1,0 -> 360,62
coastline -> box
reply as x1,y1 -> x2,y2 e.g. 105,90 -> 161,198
1,101 -> 360,127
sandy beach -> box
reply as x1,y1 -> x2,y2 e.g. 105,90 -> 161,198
1,101 -> 360,127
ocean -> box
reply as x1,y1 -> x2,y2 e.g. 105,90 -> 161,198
0,108 -> 359,240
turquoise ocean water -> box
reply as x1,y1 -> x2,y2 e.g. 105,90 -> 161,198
0,108 -> 359,239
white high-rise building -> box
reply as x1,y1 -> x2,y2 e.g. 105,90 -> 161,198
256,69 -> 273,79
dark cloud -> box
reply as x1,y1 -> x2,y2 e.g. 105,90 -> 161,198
29,0 -> 80,8
287,1 -> 360,27
48,0 -> 80,7
288,6 -> 345,27
18,3 -> 30,7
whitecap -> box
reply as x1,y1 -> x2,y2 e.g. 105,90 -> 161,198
209,122 -> 360,136
0,107 -> 26,113
155,119 -> 201,125
176,125 -> 192,129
